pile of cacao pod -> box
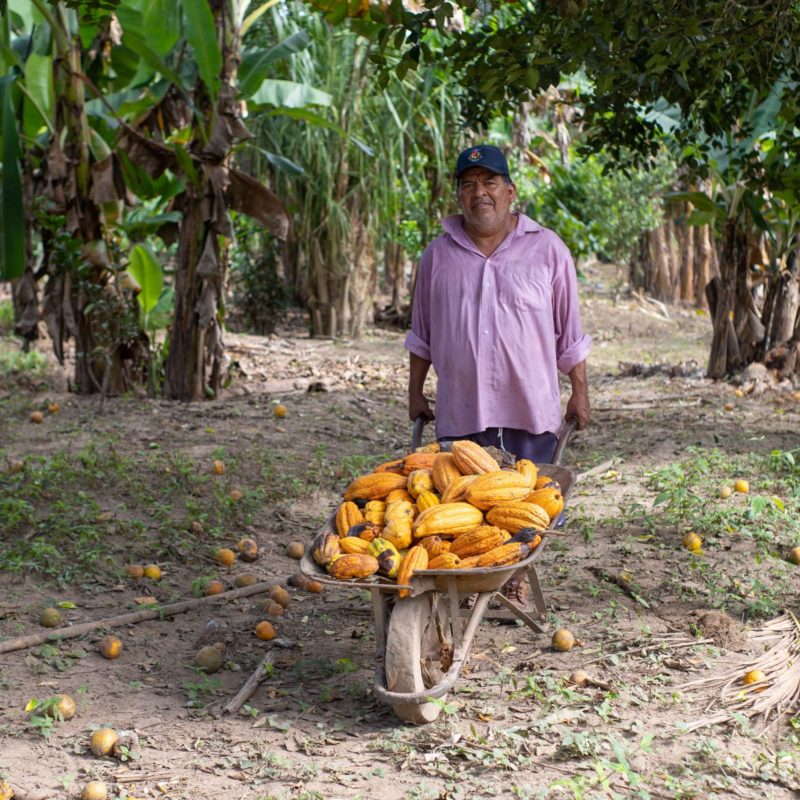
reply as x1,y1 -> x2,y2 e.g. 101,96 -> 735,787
310,440 -> 564,597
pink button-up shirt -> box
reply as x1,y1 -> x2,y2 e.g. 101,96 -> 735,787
405,212 -> 591,438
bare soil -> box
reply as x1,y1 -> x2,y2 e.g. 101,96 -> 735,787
1,263 -> 799,800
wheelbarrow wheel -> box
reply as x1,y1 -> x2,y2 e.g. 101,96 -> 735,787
385,593 -> 451,724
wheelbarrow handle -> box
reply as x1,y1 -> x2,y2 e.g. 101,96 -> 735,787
552,417 -> 577,466
410,415 -> 427,452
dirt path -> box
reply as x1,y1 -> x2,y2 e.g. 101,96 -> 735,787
1,266 -> 798,800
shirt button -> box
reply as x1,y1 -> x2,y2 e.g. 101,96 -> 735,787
483,330 -> 489,334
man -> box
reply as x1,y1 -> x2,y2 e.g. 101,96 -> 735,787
405,144 -> 591,611
406,143 -> 591,463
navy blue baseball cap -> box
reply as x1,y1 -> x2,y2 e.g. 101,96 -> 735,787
455,144 -> 510,179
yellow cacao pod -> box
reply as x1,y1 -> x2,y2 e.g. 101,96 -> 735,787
426,552 -> 462,570
402,452 -> 438,476
407,469 -> 435,498
415,442 -> 441,453
365,500 -> 387,513
464,470 -> 532,511
450,525 -> 509,558
369,537 -> 402,578
311,531 -> 341,566
343,472 -> 408,501
327,553 -> 380,580
339,536 -> 373,555
364,509 -> 385,527
419,535 -> 451,558
515,459 -> 539,488
440,474 -> 479,503
486,502 -> 549,533
534,475 -> 561,491
432,452 -> 463,494
396,545 -> 428,598
383,517 -> 412,550
386,488 -> 414,504
451,440 -> 499,475
385,499 -> 414,525
335,501 -> 364,538
373,457 -> 404,473
412,502 -> 484,538
525,488 -> 564,522
458,555 -> 481,569
415,490 -> 440,512
476,541 -> 528,568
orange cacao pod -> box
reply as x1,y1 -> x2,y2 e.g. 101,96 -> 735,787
425,552 -> 462,570
412,502 -> 484,538
464,470 -> 532,511
450,525 -> 509,558
525,488 -> 564,522
327,553 -> 380,580
432,453 -> 463,494
396,545 -> 428,598
440,474 -> 479,503
402,452 -> 438,476
515,459 -> 539,488
335,501 -> 364,537
419,536 -> 451,558
451,440 -> 499,475
486,502 -> 549,533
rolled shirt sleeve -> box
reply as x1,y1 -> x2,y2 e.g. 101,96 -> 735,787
552,242 -> 592,374
404,248 -> 432,361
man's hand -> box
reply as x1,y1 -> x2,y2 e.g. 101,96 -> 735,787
566,361 -> 590,430
565,389 -> 590,429
409,393 -> 435,423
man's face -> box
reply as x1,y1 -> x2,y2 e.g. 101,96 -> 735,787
457,167 -> 516,235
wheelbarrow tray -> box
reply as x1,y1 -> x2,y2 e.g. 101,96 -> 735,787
299,462 -> 575,596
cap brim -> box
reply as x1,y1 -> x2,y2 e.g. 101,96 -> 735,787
456,164 -> 509,179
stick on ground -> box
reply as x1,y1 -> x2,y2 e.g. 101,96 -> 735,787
0,581 -> 276,655
223,651 -> 277,715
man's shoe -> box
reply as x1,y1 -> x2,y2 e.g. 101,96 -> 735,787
459,593 -> 478,610
499,577 -> 529,611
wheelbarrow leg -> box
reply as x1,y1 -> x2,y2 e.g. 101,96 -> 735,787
486,564 -> 548,633
371,587 -> 387,655
526,564 -> 548,619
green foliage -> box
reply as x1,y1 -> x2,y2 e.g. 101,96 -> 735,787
0,300 -> 13,331
228,214 -> 290,335
361,2 -> 800,163
0,345 -> 47,374
0,74 -> 25,280
257,2 -> 463,332
518,150 -> 673,266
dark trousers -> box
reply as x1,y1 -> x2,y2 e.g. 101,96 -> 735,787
438,427 -> 558,464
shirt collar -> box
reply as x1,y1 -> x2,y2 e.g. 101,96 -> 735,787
442,212 -> 544,249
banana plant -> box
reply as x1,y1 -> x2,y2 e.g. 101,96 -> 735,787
1,0 -> 329,399
259,1 -> 462,337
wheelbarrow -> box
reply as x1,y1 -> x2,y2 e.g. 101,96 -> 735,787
300,419 -> 576,724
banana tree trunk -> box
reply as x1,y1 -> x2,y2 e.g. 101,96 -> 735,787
679,203 -> 695,303
41,2 -> 139,395
164,179 -> 213,400
707,218 -> 748,378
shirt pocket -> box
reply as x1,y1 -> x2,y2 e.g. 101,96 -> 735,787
498,269 -> 551,311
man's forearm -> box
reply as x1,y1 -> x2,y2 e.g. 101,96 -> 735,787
566,360 -> 590,428
408,353 -> 434,421
409,353 -> 432,397
568,361 -> 587,392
